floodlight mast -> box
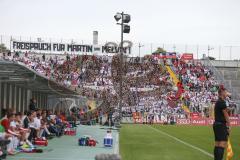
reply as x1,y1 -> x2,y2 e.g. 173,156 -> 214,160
114,12 -> 131,125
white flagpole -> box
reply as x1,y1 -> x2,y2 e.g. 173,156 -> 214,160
10,36 -> 12,51
151,43 -> 152,54
0,35 -> 2,53
196,44 -> 199,60
30,37 -> 32,53
50,38 -> 52,54
218,46 -> 221,60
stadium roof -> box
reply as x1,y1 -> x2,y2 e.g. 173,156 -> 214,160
0,60 -> 79,96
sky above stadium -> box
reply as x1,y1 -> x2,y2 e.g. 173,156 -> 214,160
1,0 -> 240,59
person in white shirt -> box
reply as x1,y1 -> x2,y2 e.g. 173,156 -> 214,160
28,113 -> 41,139
9,117 -> 21,149
35,114 -> 42,138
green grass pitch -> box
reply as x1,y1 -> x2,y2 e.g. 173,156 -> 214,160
120,124 -> 240,160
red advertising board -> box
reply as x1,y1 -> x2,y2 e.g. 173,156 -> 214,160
207,119 -> 214,125
190,112 -> 200,119
191,119 -> 207,125
131,116 -> 240,125
181,53 -> 193,60
177,119 -> 191,125
229,117 -> 240,126
177,117 -> 240,126
230,120 -> 239,126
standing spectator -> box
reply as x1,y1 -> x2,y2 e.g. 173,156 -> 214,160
42,54 -> 46,61
29,98 -> 37,111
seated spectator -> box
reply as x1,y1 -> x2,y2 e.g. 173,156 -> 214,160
1,113 -> 19,155
34,113 -> 41,139
40,118 -> 52,139
0,124 -> 11,158
46,111 -> 63,137
23,111 -> 36,147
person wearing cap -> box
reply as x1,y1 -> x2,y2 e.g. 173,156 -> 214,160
213,85 -> 230,160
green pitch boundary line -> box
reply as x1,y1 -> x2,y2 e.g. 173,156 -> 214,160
148,125 -> 214,158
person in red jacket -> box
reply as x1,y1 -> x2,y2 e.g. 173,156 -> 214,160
1,114 -> 11,132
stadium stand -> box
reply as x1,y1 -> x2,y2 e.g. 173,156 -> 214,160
0,50 -> 239,159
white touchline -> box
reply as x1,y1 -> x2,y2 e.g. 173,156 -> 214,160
114,132 -> 119,154
148,125 -> 214,158
8,157 -> 92,160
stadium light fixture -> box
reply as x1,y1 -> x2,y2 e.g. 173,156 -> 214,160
123,14 -> 131,23
123,25 -> 130,33
114,13 -> 122,22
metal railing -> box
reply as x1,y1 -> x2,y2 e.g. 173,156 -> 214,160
202,58 -> 240,100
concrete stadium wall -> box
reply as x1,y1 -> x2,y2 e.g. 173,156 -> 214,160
0,82 -> 48,117
214,67 -> 240,113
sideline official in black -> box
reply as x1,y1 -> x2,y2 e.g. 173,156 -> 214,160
213,86 -> 230,160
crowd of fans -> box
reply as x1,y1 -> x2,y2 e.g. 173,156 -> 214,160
0,51 -> 238,126
171,58 -> 237,117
